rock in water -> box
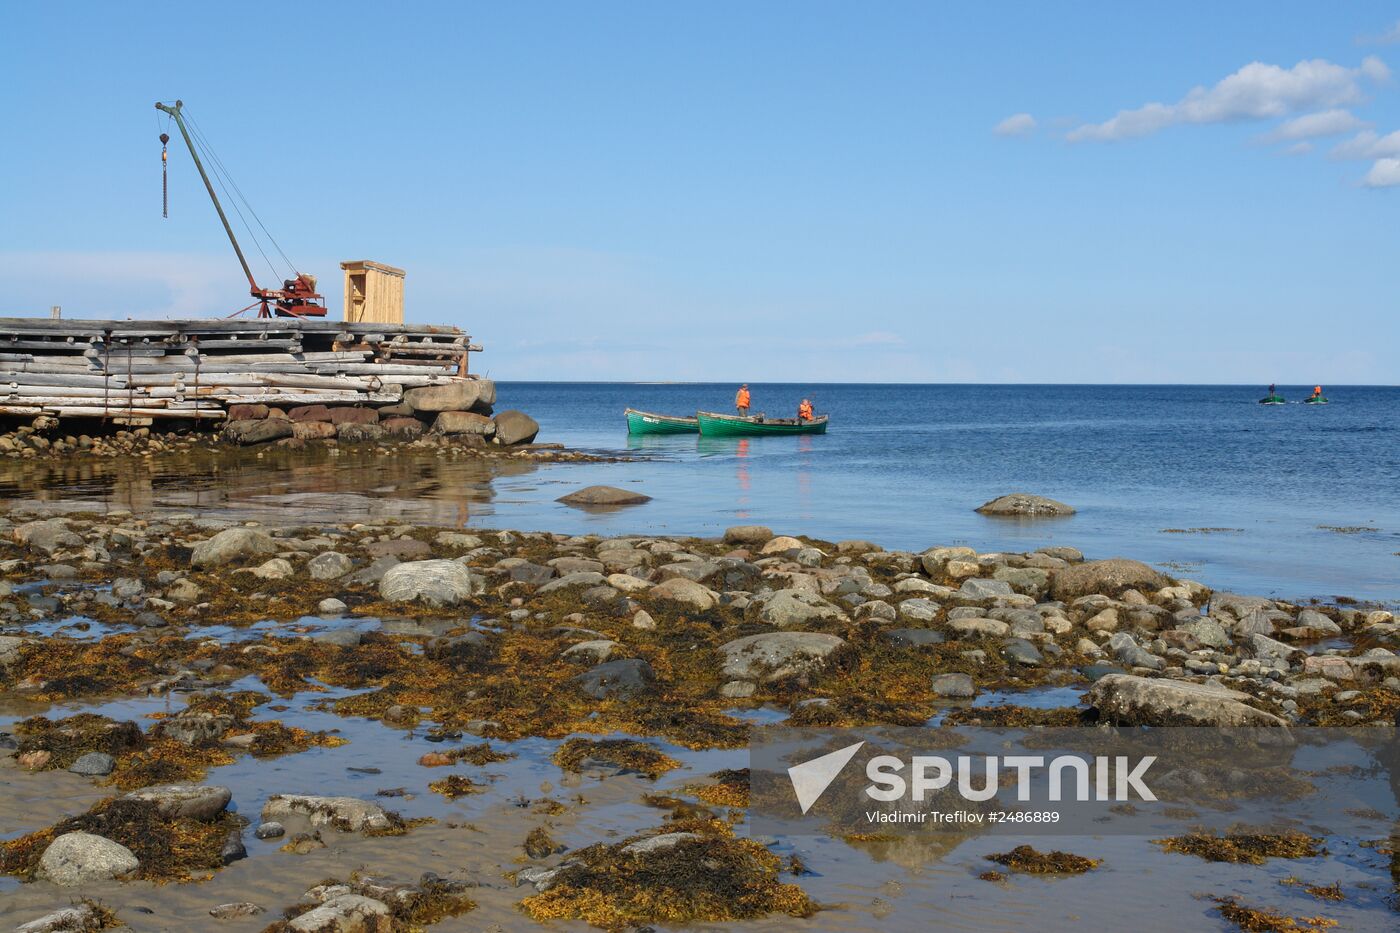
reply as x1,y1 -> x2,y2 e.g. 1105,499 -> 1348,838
719,632 -> 846,683
261,795 -> 394,832
930,673 -> 976,697
38,832 -> 139,886
431,411 -> 495,436
492,409 -> 540,445
1051,559 -> 1170,601
123,784 -> 232,820
68,752 -> 116,776
15,904 -> 113,933
1086,674 -> 1286,727
379,559 -> 481,607
190,527 -> 279,568
975,493 -> 1076,517
557,485 -> 652,507
222,419 -> 294,445
404,380 -> 495,413
285,894 -> 392,933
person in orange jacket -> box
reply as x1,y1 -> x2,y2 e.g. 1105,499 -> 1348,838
797,398 -> 814,421
1312,385 -> 1323,398
735,384 -> 751,416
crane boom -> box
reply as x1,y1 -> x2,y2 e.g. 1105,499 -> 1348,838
154,99 -> 326,318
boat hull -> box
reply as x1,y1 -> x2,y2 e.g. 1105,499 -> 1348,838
1258,396 -> 1286,405
625,408 -> 698,434
696,410 -> 828,437
1305,397 -> 1328,405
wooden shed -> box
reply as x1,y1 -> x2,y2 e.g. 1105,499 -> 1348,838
340,260 -> 405,324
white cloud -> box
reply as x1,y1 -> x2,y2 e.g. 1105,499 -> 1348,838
1263,108 -> 1367,142
1330,128 -> 1400,159
1067,58 -> 1388,142
1363,157 -> 1400,187
993,113 -> 1037,137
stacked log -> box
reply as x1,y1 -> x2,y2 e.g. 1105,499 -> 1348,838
0,317 -> 487,428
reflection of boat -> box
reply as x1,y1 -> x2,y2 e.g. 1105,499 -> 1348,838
625,408 -> 698,435
1258,395 -> 1286,405
1304,396 -> 1328,405
696,410 -> 828,437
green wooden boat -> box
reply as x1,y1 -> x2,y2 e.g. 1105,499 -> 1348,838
1304,396 -> 1329,405
696,410 -> 829,437
1258,394 -> 1286,405
625,408 -> 699,435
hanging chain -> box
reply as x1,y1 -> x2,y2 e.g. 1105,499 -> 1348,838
160,133 -> 170,218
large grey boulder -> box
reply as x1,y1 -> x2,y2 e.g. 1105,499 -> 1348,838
958,578 -> 1014,600
38,832 -> 139,886
492,409 -> 540,445
757,589 -> 846,627
649,577 -> 717,611
307,551 -> 354,580
379,559 -> 481,607
14,518 -> 82,554
336,422 -> 386,444
431,411 -> 495,436
0,634 -> 28,665
261,795 -> 394,832
286,894 -> 392,933
15,903 -> 113,933
124,784 -> 232,821
404,380 -> 495,413
190,527 -> 279,568
719,632 -> 846,683
1051,559 -> 1169,601
222,419 -> 294,445
571,658 -> 655,699
557,485 -> 652,507
1087,674 -> 1287,727
975,493 -> 1076,517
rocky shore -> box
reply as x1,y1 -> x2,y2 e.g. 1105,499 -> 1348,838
0,510 -> 1396,930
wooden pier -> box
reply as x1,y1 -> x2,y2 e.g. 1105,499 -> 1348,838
0,317 -> 484,425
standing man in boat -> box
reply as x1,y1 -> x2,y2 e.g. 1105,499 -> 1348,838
797,398 -> 814,422
735,384 -> 751,417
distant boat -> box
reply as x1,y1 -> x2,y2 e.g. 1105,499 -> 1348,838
1259,394 -> 1286,405
1304,395 -> 1329,405
625,408 -> 698,434
696,410 -> 829,437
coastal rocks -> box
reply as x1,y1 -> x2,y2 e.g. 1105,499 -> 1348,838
190,527 -> 279,568
930,673 -> 976,697
1087,674 -> 1286,727
293,422 -> 338,441
958,578 -> 1014,600
718,632 -> 846,683
261,795 -> 394,833
723,525 -> 774,545
492,409 -> 540,445
14,903 -> 115,933
571,658 -> 655,699
307,551 -> 354,580
378,560 -> 482,607
403,380 -> 495,413
336,423 -> 385,444
380,416 -> 425,439
38,832 -> 139,886
755,589 -> 845,627
1051,559 -> 1169,601
14,518 -> 83,554
222,419 -> 294,445
975,493 -> 1076,517
1106,632 -> 1165,670
649,577 -> 717,611
68,752 -> 115,776
920,546 -> 977,577
210,902 -> 266,920
557,485 -> 652,507
896,598 -> 941,622
431,411 -> 494,437
124,784 -> 232,821
285,894 -> 392,933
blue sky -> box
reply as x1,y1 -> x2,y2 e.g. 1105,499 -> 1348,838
2,2 -> 1398,383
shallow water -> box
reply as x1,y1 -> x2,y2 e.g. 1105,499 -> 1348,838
3,383 -> 1396,606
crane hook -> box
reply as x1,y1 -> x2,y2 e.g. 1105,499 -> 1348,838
160,133 -> 170,218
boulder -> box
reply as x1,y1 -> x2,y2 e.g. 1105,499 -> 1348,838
14,904 -> 113,933
379,560 -> 482,607
124,784 -> 232,821
649,577 -> 717,611
920,546 -> 977,576
261,795 -> 394,832
975,493 -> 1076,517
1087,674 -> 1287,727
336,423 -> 385,444
1051,559 -> 1170,601
897,598 -> 940,622
571,658 -> 655,699
723,525 -> 773,545
307,551 -> 354,580
431,411 -> 495,436
958,578 -> 1014,600
14,518 -> 82,554
226,403 -> 270,421
222,419 -> 294,445
557,485 -> 652,507
757,589 -> 845,627
190,527 -> 279,568
292,421 -> 338,441
38,832 -> 139,886
492,409 -> 540,445
329,407 -> 378,425
365,538 -> 431,560
68,752 -> 116,777
718,632 -> 846,683
286,894 -> 392,933
404,380 -> 495,413
288,404 -> 333,422
930,673 -> 976,698
380,416 -> 425,438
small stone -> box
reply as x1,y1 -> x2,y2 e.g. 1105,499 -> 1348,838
210,903 -> 266,920
67,751 -> 115,776
254,822 -> 286,840
930,673 -> 976,697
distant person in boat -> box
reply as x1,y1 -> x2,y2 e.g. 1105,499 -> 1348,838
1268,383 -> 1276,397
797,398 -> 814,422
735,384 -> 751,416
1313,385 -> 1323,398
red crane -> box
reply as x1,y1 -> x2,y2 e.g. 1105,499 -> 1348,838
155,100 -> 327,318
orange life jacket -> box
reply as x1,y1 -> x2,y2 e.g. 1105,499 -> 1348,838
736,388 -> 750,407
797,402 -> 813,421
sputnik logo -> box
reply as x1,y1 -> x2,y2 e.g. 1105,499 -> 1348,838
787,741 -> 865,814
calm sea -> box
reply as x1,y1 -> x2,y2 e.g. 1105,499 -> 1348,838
500,382 -> 1400,605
